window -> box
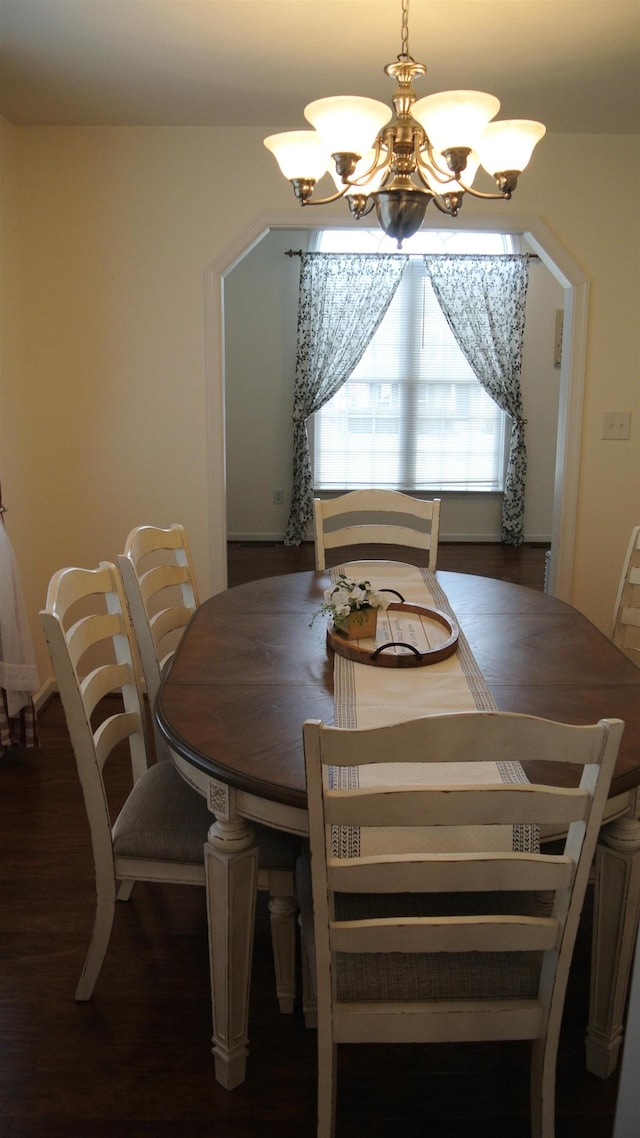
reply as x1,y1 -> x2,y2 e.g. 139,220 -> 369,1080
313,229 -> 513,493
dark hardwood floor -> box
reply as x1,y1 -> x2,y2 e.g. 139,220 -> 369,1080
0,542 -> 623,1137
227,539 -> 551,591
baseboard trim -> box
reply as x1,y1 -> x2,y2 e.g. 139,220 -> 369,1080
34,677 -> 57,713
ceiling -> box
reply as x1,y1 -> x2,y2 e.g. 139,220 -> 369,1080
0,0 -> 639,134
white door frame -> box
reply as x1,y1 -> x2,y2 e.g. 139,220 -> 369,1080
205,209 -> 588,601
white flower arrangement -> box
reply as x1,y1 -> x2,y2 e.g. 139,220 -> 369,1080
311,573 -> 390,633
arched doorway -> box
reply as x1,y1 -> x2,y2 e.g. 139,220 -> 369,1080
205,209 -> 588,601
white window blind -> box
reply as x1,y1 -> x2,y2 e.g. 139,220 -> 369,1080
313,229 -> 511,493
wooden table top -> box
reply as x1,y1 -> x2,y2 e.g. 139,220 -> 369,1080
156,569 -> 640,810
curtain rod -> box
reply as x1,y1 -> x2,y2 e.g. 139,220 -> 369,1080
285,249 -> 539,260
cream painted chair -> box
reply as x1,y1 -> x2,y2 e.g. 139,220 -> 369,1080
299,711 -> 623,1138
40,561 -> 297,1007
611,524 -> 640,665
118,524 -> 299,1012
313,490 -> 440,571
117,523 -> 199,762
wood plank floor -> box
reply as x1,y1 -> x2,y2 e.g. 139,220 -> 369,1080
0,542 -> 623,1137
227,539 -> 551,591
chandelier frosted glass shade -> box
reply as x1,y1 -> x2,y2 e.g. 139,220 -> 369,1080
264,130 -> 330,181
478,120 -> 547,176
411,90 -> 500,156
304,96 -> 392,158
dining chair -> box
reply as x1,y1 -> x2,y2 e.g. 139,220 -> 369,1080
118,524 -> 299,1012
117,523 -> 199,762
40,560 -> 297,1008
313,490 -> 440,571
611,524 -> 640,665
299,710 -> 624,1138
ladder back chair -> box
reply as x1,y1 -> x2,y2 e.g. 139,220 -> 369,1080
299,711 -> 624,1138
40,561 -> 296,1008
313,490 -> 440,571
611,524 -> 640,665
118,523 -> 198,759
118,525 -> 299,1012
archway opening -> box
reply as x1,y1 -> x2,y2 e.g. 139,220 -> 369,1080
205,210 -> 588,602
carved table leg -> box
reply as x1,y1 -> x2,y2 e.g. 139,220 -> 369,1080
266,868 -> 298,1014
205,780 -> 259,1090
586,793 -> 640,1078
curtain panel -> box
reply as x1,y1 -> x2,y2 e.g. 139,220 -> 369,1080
284,253 -> 407,545
424,254 -> 530,545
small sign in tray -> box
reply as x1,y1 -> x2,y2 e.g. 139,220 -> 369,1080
327,600 -> 459,668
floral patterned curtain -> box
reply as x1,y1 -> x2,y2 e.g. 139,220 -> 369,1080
284,253 -> 407,545
424,254 -> 530,546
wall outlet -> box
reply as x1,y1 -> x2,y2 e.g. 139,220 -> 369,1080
273,489 -> 284,505
602,411 -> 631,440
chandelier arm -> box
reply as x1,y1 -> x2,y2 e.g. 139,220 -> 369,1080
415,152 -> 455,188
430,194 -> 457,215
345,135 -> 388,187
411,166 -> 436,193
421,137 -> 461,180
456,181 -> 511,201
293,182 -> 352,207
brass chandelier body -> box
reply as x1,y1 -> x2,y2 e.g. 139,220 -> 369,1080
264,0 -> 545,247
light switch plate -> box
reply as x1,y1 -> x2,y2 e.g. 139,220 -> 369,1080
602,411 -> 632,440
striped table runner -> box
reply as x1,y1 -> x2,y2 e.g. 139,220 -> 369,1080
330,562 -> 537,856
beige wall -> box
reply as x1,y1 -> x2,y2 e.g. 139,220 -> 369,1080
0,119 -> 638,685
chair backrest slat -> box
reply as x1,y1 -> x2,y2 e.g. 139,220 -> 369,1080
320,711 -> 609,768
139,562 -> 192,605
150,605 -> 192,646
80,660 -> 131,718
94,710 -> 142,770
324,784 -> 590,828
330,915 -> 561,955
313,490 -> 440,571
328,852 -> 575,894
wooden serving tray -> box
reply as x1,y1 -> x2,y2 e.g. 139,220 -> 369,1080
326,601 -> 459,668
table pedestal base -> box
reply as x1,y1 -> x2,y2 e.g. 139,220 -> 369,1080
587,802 -> 640,1078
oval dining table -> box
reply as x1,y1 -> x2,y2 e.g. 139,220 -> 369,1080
156,565 -> 640,1091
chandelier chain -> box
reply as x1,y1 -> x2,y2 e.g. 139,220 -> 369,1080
399,0 -> 411,61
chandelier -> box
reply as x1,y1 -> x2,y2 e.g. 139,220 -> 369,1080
264,0 -> 545,247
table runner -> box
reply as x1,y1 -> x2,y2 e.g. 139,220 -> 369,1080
331,562 -> 536,856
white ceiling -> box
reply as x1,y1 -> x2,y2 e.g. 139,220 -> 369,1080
0,0 -> 639,134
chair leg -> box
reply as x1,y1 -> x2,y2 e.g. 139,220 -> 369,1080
530,1036 -> 557,1138
267,870 -> 298,1013
316,1023 -> 337,1138
117,879 -> 135,901
299,913 -> 318,1029
74,892 -> 115,1001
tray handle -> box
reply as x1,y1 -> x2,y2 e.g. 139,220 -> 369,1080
370,640 -> 422,661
